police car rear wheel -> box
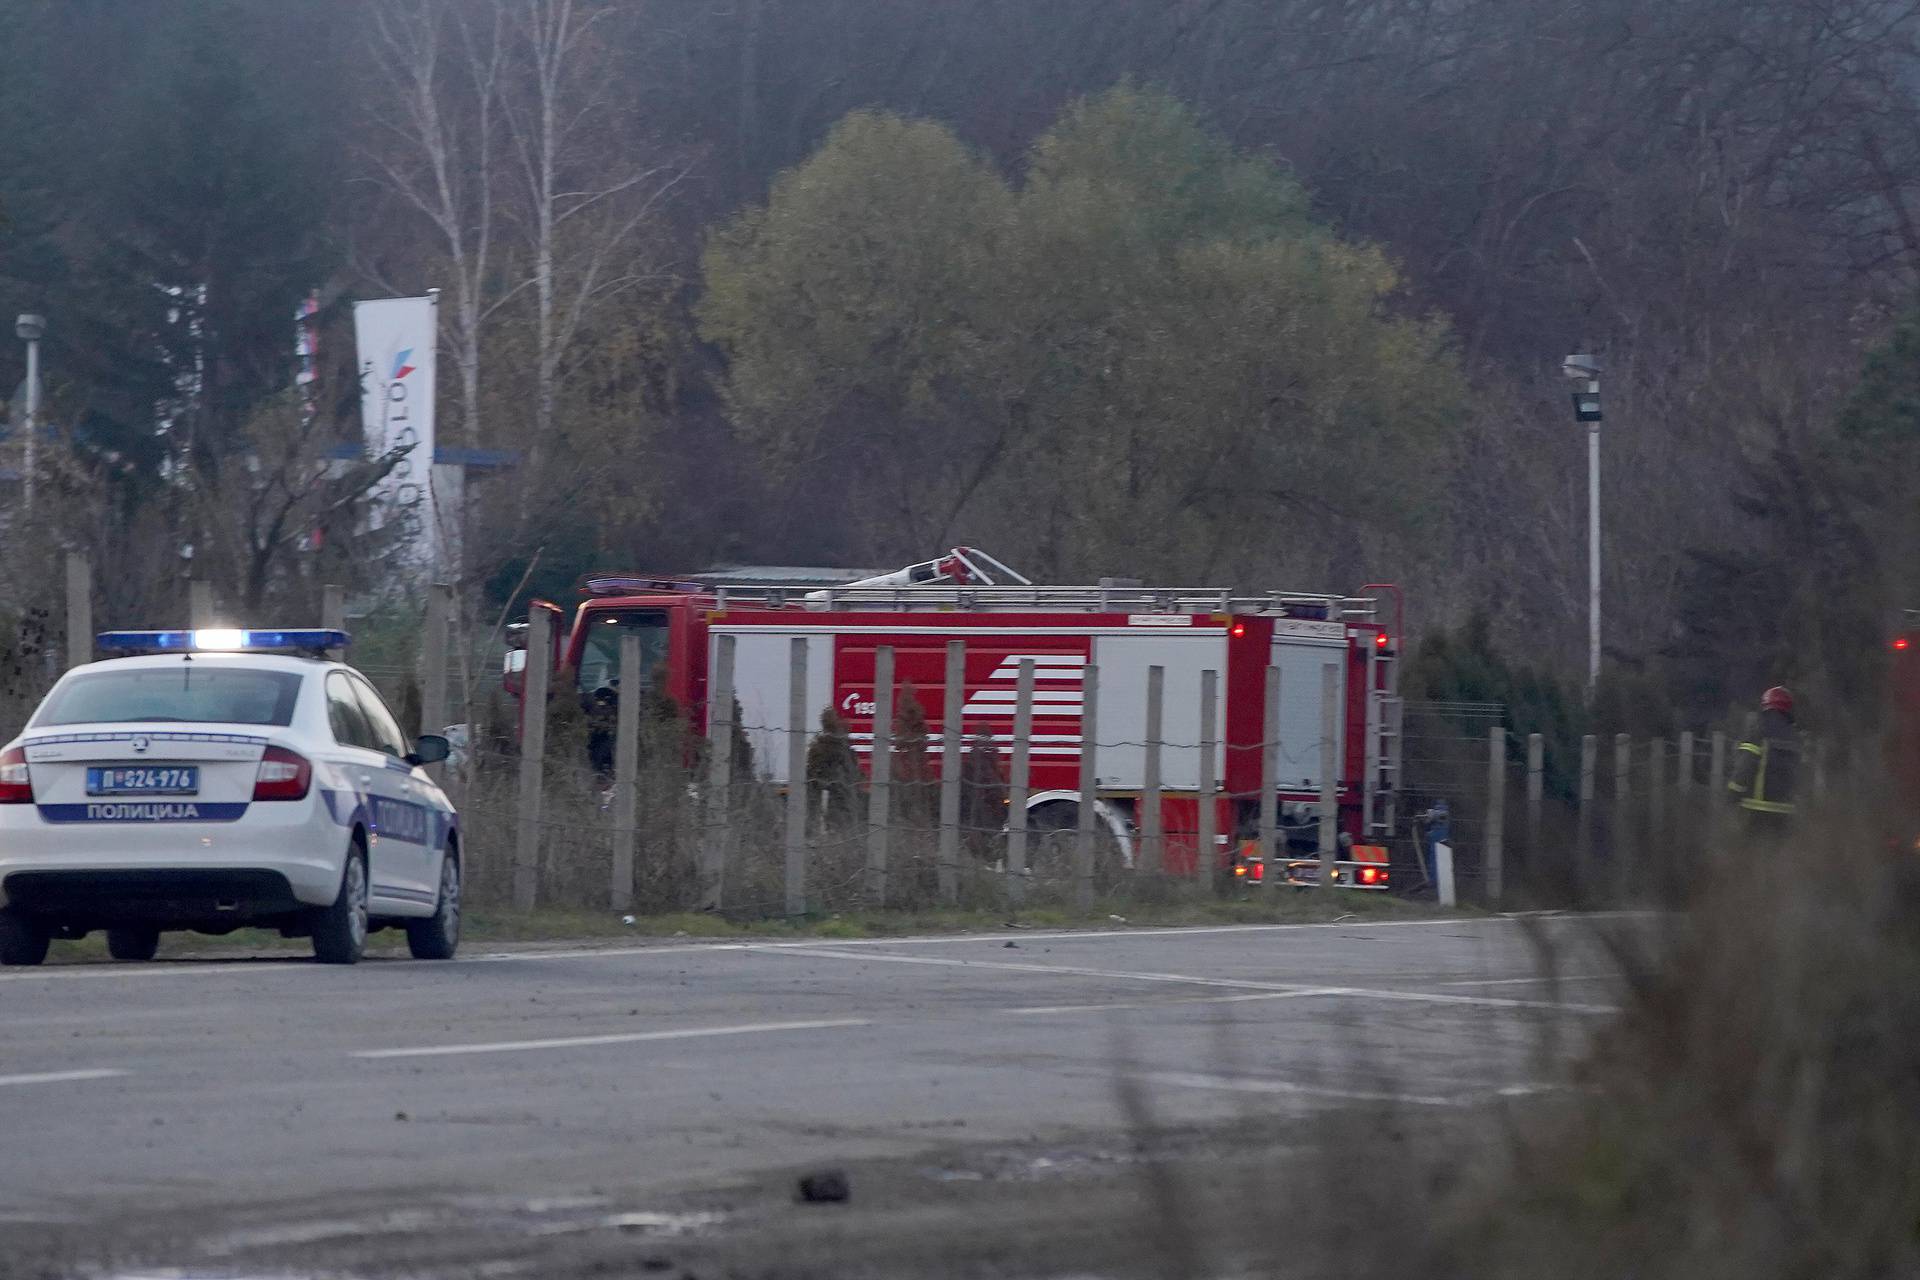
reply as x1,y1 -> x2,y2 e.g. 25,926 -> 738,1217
405,854 -> 460,961
106,926 -> 160,962
0,908 -> 49,967
310,848 -> 368,966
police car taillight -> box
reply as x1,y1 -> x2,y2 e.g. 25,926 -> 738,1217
0,747 -> 31,804
253,746 -> 312,801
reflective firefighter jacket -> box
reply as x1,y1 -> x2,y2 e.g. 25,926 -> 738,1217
1728,712 -> 1798,815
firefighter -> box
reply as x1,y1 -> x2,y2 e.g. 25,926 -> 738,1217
585,681 -> 619,780
1415,797 -> 1450,891
1727,685 -> 1799,829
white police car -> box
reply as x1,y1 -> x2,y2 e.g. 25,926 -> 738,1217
0,629 -> 461,966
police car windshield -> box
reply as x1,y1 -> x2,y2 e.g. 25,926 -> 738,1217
33,668 -> 304,727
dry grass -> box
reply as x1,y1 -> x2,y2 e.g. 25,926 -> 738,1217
1114,779 -> 1920,1278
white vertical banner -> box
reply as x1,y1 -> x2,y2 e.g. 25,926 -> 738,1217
353,294 -> 438,575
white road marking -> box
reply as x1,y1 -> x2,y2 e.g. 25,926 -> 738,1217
753,945 -> 1310,991
353,1017 -> 871,1060
1008,990 -> 1347,1015
472,943 -> 752,963
1436,973 -> 1612,987
0,960 -> 312,983
1138,1070 -> 1459,1107
756,946 -> 1618,1013
0,913 -> 1635,983
0,1068 -> 128,1088
481,913 -> 1611,964
1304,986 -> 1618,1015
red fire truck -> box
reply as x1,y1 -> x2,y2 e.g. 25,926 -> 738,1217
508,549 -> 1404,876
1891,617 -> 1920,824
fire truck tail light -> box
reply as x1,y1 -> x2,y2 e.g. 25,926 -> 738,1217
253,747 -> 312,802
1375,632 -> 1389,648
1230,622 -> 1247,638
0,747 -> 31,804
1897,636 -> 1911,652
1358,865 -> 1385,885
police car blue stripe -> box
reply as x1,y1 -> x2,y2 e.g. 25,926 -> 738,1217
369,796 -> 433,846
37,802 -> 249,823
319,789 -> 364,828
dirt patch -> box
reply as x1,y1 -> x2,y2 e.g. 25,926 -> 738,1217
23,1111 -> 1482,1280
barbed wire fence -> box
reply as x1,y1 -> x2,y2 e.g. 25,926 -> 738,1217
0,562 -> 1802,920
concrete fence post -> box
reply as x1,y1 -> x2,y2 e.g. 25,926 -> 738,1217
703,634 -> 736,911
1525,732 -> 1544,858
1074,663 -> 1100,909
1197,669 -> 1219,882
866,646 -> 895,906
1576,734 -> 1597,899
1141,665 -> 1165,876
1613,733 -> 1632,901
1259,664 -> 1281,881
65,553 -> 91,670
1318,662 -> 1338,887
937,639 -> 965,906
512,614 -> 550,912
1677,729 -> 1695,843
1486,725 -> 1507,905
321,584 -> 346,634
188,579 -> 215,629
1648,737 -> 1667,858
1707,730 -> 1729,845
610,631 -> 641,912
1006,658 -> 1035,906
421,583 -> 450,739
785,638 -> 809,916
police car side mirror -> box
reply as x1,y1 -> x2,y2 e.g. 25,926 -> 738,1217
408,734 -> 451,767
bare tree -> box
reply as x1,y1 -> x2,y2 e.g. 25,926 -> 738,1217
188,394 -> 408,613
362,0 -> 515,448
496,0 -> 686,477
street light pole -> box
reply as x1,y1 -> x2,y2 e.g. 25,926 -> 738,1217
15,314 -> 45,518
1564,354 -> 1604,692
1586,416 -> 1600,690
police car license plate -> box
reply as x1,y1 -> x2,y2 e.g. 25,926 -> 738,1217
87,766 -> 199,796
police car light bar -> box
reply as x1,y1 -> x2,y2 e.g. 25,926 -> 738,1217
95,629 -> 351,656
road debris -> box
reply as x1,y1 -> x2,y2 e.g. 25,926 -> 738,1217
797,1170 -> 851,1203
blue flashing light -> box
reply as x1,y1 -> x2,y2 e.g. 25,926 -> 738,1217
95,629 -> 351,655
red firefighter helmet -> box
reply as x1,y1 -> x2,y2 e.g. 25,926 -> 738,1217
1761,685 -> 1795,715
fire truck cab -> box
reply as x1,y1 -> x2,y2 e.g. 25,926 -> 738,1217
507,552 -> 1404,875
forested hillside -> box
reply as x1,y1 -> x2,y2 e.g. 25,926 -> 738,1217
3,0 -> 1917,715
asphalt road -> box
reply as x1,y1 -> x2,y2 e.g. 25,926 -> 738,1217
0,915 -> 1624,1279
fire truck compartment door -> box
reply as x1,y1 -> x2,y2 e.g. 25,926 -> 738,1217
1091,633 -> 1227,791
1271,629 -> 1347,793
716,631 -> 835,784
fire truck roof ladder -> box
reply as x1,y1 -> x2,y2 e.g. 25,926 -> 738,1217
712,581 -> 1380,620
